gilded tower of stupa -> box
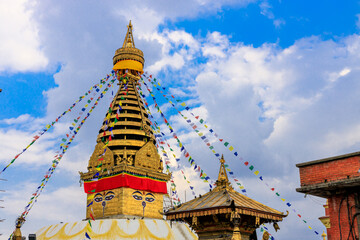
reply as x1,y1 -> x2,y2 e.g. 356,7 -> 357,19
79,21 -> 170,220
35,22 -> 197,239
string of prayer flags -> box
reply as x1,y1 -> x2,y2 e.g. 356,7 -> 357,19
19,74 -> 117,221
1,72 -> 115,175
141,73 -> 321,237
137,83 -> 214,189
141,77 -> 247,194
260,225 -> 275,240
151,116 -> 197,199
140,86 -> 199,198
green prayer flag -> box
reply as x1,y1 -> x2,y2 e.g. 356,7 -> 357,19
249,165 -> 254,170
224,142 -> 229,147
200,119 -> 204,123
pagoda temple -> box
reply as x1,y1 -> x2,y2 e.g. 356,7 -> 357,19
35,21 -> 197,240
165,156 -> 287,240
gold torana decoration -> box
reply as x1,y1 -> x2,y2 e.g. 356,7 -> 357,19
79,20 -> 170,220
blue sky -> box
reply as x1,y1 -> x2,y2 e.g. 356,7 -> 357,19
1,0 -> 360,239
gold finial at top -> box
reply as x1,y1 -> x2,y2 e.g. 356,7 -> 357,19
220,154 -> 225,164
113,20 -> 144,68
122,20 -> 135,48
214,154 -> 233,191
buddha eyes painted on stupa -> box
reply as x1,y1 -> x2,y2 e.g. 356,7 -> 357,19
94,193 -> 103,202
94,191 -> 115,202
132,191 -> 155,203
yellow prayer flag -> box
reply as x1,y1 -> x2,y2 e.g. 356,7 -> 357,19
158,82 -> 161,86
180,102 -> 186,107
308,226 -> 312,230
99,84 -> 103,88
254,170 -> 259,175
204,125 -> 208,128
96,167 -> 101,171
281,198 -> 285,201
212,150 -> 216,153
240,186 -> 244,189
85,104 -> 88,107
229,146 -> 234,151
198,133 -> 203,136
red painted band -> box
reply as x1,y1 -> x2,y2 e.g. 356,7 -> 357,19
84,173 -> 167,194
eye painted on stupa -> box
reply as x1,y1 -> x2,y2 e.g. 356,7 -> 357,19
132,191 -> 143,201
94,193 -> 103,202
145,193 -> 155,203
105,191 -> 115,201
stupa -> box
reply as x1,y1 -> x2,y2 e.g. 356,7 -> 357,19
35,21 -> 197,240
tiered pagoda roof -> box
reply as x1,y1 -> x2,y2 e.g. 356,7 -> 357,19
166,156 -> 286,226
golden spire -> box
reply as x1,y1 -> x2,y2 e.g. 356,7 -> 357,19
79,21 -> 170,221
122,20 -> 135,48
214,155 -> 233,191
113,20 -> 144,71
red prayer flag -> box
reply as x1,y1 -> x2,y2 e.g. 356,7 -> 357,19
90,213 -> 95,221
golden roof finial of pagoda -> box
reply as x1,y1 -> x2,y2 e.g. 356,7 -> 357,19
122,20 -> 135,48
113,20 -> 144,73
214,155 -> 233,191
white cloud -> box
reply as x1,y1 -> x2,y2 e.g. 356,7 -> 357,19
259,0 -> 285,28
1,183 -> 84,238
0,0 -> 48,72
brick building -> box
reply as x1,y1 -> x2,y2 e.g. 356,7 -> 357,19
296,151 -> 360,240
